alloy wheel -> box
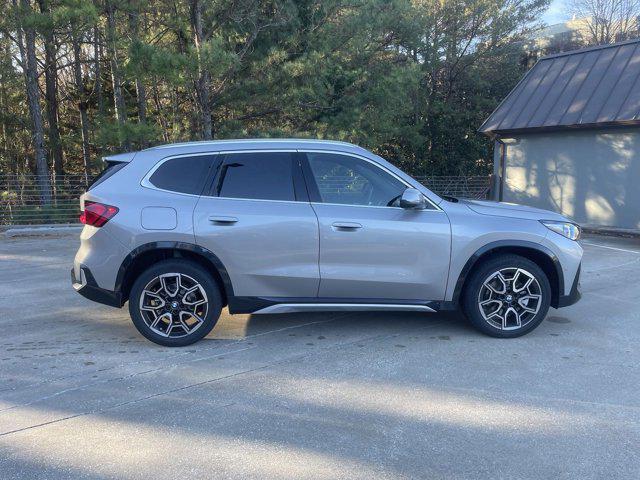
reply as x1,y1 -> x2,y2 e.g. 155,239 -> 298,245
477,267 -> 542,331
139,272 -> 208,338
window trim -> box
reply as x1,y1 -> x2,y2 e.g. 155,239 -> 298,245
140,148 -> 442,211
141,152 -> 222,197
206,149 -> 304,203
141,149 -> 302,202
299,150 -> 442,211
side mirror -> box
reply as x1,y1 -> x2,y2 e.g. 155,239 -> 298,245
400,187 -> 426,210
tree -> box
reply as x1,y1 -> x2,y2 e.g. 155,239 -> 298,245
105,0 -> 130,149
0,31 -> 31,177
127,1 -> 147,128
0,0 -> 550,191
189,0 -> 211,139
71,5 -> 97,180
13,0 -> 52,204
570,0 -> 640,44
37,0 -> 64,179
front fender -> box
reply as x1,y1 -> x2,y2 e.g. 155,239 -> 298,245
446,239 -> 564,306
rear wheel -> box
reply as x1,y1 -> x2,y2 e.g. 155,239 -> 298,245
462,254 -> 551,338
129,259 -> 222,346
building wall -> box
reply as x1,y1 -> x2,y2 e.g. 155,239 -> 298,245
500,127 -> 640,229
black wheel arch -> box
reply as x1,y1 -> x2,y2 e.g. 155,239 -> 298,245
452,240 -> 564,309
115,242 -> 234,306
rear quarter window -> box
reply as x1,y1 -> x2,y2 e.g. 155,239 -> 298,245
148,155 -> 216,195
88,162 -> 128,191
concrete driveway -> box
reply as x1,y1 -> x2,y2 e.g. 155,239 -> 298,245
0,233 -> 639,479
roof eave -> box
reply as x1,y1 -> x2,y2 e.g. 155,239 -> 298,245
481,120 -> 640,137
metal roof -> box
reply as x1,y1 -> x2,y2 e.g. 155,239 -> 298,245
480,39 -> 640,135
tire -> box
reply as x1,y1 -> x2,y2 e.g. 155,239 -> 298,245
462,254 -> 551,338
128,259 -> 223,347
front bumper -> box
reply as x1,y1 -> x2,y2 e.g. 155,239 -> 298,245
556,263 -> 581,308
71,266 -> 123,308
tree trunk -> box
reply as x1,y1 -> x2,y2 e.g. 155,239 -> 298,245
18,0 -> 51,205
152,79 -> 170,143
105,0 -> 130,149
128,5 -> 148,147
94,26 -> 105,117
72,34 -> 91,184
37,0 -> 64,179
189,0 -> 212,140
0,40 -> 13,174
135,79 -> 147,124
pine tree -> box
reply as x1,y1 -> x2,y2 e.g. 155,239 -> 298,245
0,0 -> 554,189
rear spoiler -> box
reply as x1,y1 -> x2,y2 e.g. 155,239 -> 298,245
87,153 -> 134,191
102,152 -> 137,164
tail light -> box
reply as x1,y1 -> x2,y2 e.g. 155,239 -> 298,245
80,201 -> 119,227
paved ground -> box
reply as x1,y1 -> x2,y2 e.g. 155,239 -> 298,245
0,233 -> 639,479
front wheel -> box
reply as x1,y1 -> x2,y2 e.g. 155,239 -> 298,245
129,259 -> 223,346
462,254 -> 551,338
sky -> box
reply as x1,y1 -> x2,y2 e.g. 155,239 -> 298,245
543,0 -> 571,25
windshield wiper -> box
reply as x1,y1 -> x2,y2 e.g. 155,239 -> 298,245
441,194 -> 459,203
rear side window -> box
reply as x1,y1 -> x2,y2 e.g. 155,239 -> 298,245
148,155 -> 214,195
217,152 -> 295,201
88,162 -> 127,191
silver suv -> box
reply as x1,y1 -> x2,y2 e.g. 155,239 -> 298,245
72,139 -> 582,346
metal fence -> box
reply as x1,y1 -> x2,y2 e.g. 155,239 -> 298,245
0,174 -> 90,226
416,176 -> 492,200
0,174 -> 492,227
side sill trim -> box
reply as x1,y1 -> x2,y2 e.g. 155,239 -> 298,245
228,296 -> 441,314
252,303 -> 437,314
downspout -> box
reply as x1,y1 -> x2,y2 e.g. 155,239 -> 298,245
492,137 -> 506,202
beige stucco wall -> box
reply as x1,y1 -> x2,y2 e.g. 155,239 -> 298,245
501,128 -> 640,230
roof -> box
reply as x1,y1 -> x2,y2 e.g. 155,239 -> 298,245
480,39 -> 640,135
129,138 -> 372,161
108,138 -> 367,162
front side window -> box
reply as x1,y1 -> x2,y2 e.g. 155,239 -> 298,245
305,152 -> 406,207
148,155 -> 214,195
217,152 -> 295,201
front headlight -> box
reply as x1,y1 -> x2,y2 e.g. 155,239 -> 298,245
541,220 -> 581,241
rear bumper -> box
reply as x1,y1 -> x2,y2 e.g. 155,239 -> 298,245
71,266 -> 123,308
556,263 -> 581,308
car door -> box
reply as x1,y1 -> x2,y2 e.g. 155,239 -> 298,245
193,151 -> 320,299
301,151 -> 451,301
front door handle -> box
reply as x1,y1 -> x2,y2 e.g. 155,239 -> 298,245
331,222 -> 362,231
209,215 -> 238,225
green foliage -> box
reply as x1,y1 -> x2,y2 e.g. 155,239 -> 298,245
126,41 -> 188,83
0,0 -> 549,178
95,117 -> 160,151
55,0 -> 99,29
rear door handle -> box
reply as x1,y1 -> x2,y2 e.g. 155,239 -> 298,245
209,215 -> 238,225
331,222 -> 362,230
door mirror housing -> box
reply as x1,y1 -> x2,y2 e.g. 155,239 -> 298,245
400,188 -> 427,210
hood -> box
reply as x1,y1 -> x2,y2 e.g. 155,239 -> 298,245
460,199 -> 568,221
